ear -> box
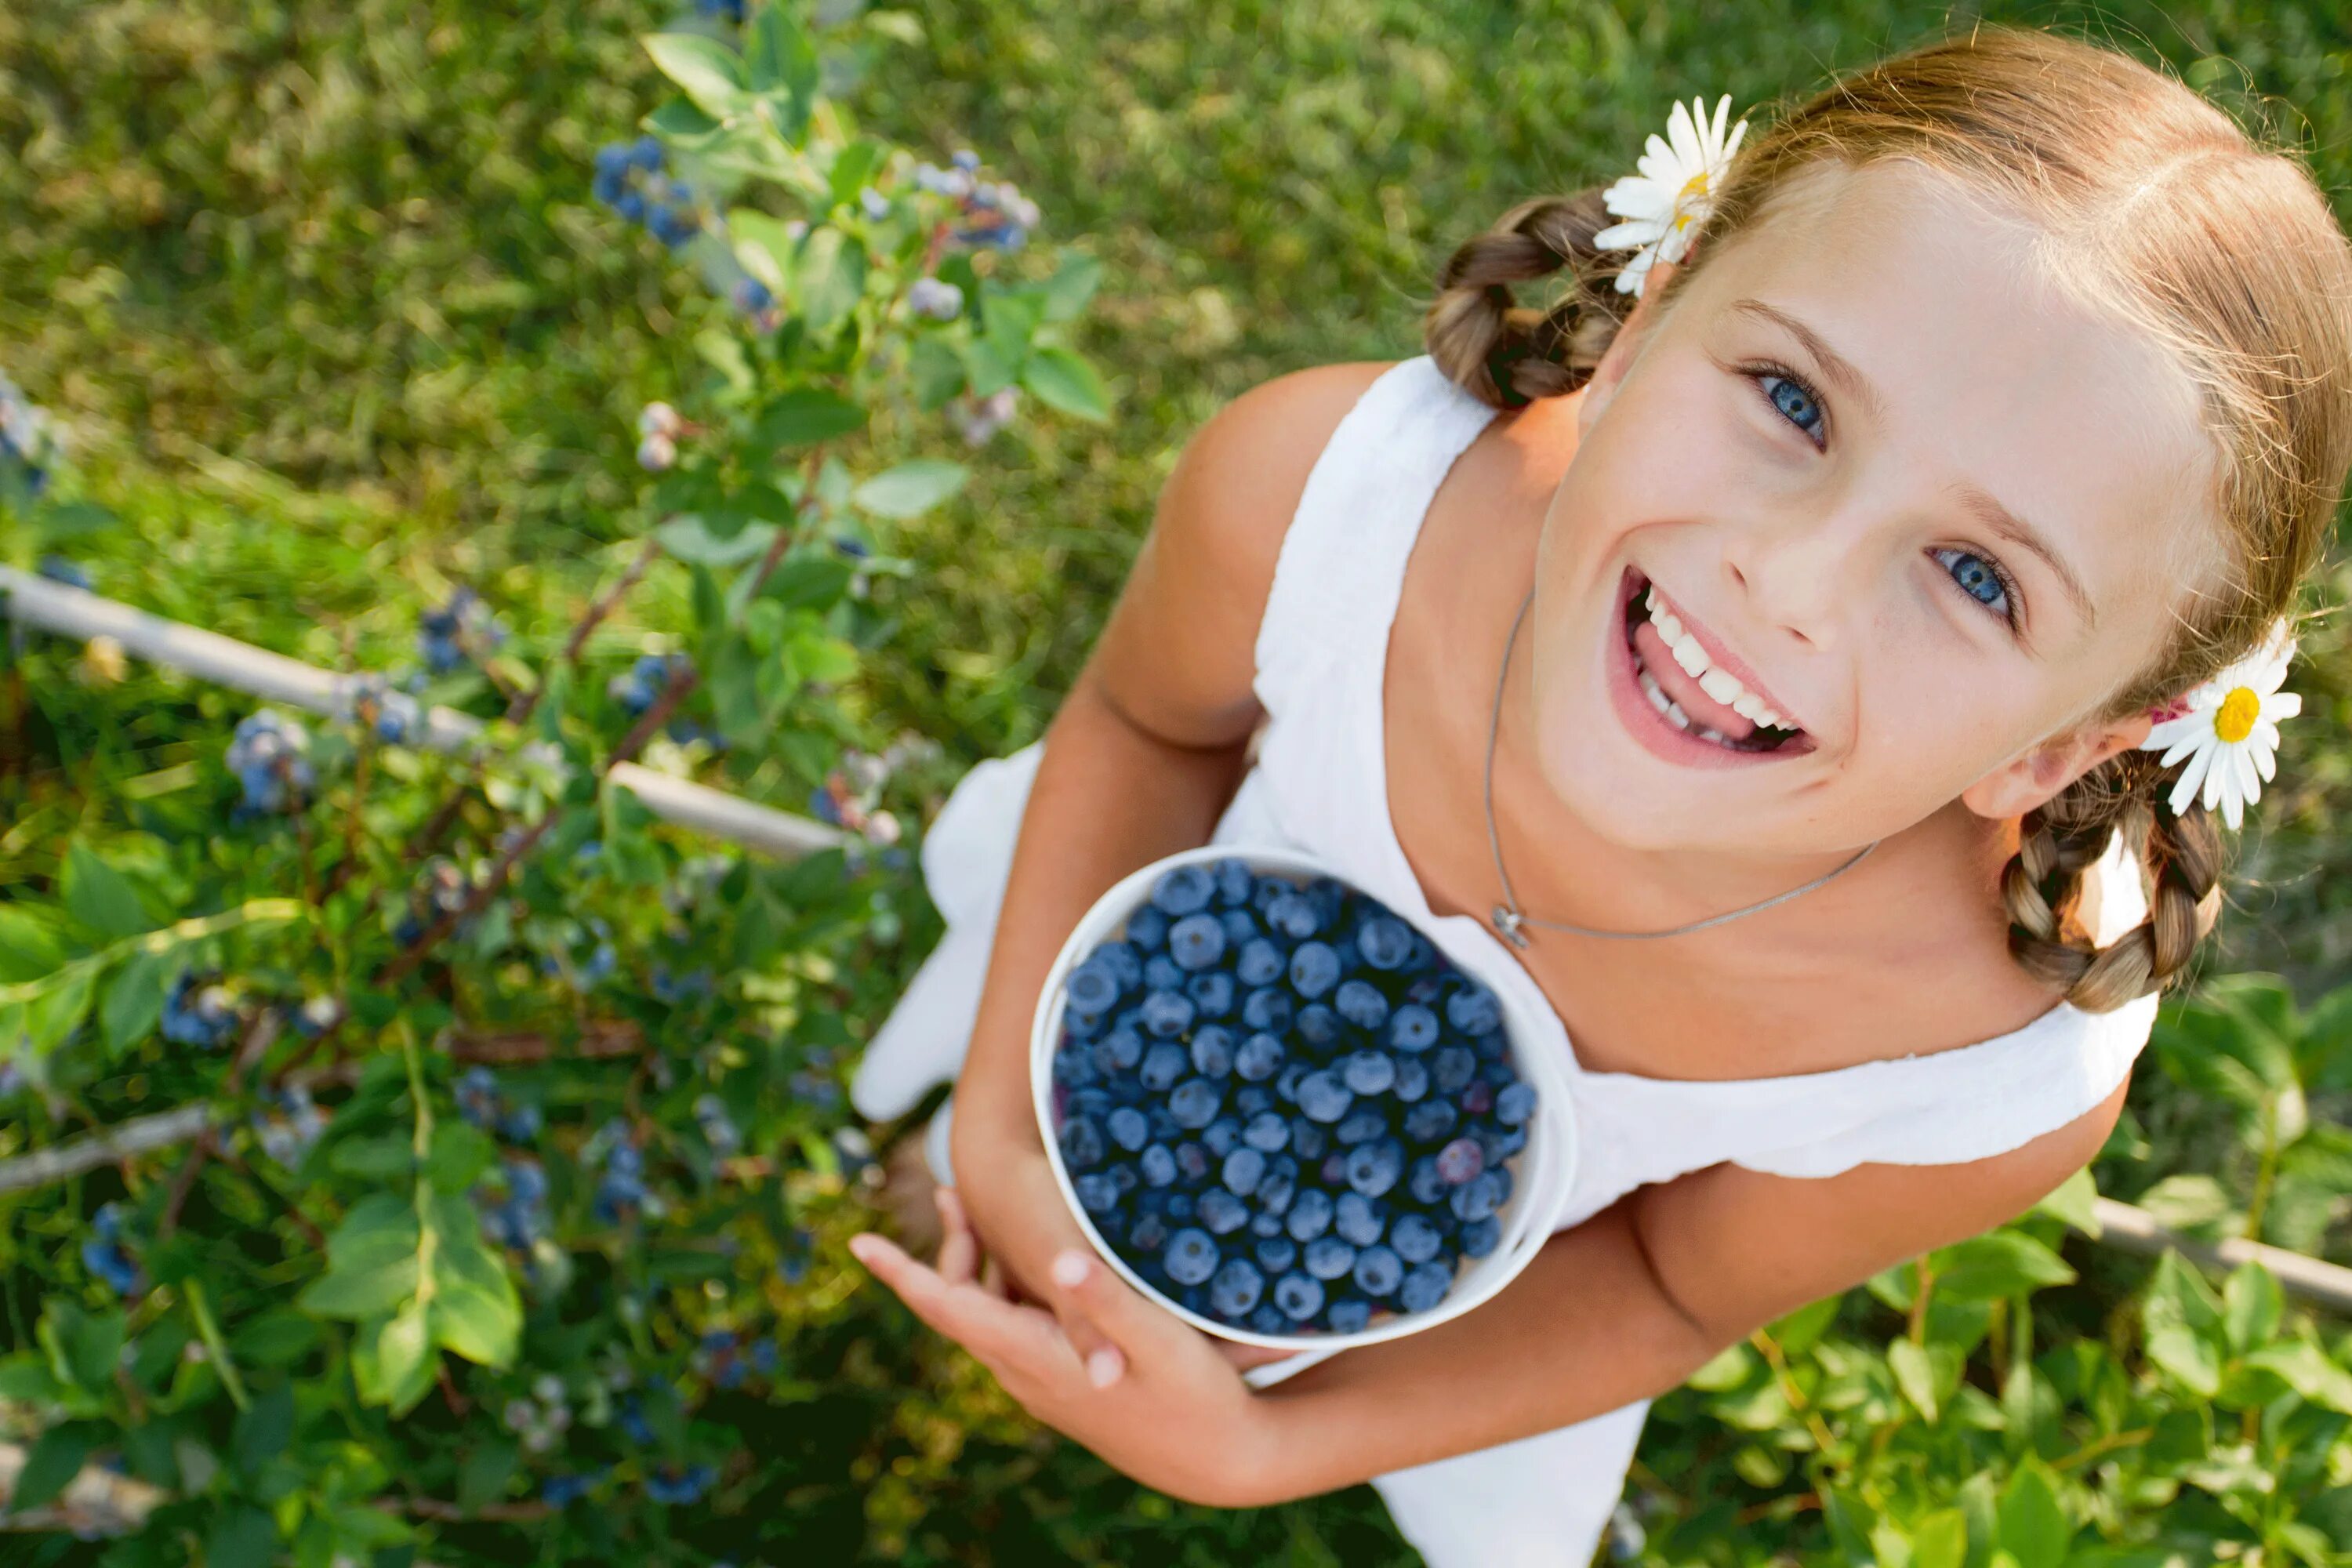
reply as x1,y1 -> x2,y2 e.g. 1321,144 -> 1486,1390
1576,245 -> 1691,440
1961,710 -> 2156,822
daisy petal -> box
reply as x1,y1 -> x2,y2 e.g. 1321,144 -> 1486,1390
2232,742 -> 2263,808
2267,690 -> 2303,721
2168,742 -> 2212,817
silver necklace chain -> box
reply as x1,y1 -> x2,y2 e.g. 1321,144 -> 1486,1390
1482,586 -> 1880,948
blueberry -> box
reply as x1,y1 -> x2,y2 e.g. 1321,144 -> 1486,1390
1436,1137 -> 1486,1185
1462,1080 -> 1495,1116
1236,1033 -> 1286,1082
1106,1106 -> 1150,1152
1164,1227 -> 1219,1286
1304,1236 -> 1356,1280
1167,1191 -> 1197,1221
1223,1147 -> 1267,1196
1352,1244 -> 1404,1297
1190,1025 -> 1236,1079
1174,1143 -> 1211,1182
1140,1042 -> 1189,1092
1404,1101 -> 1459,1145
1097,1026 -> 1145,1073
1320,1152 -> 1349,1185
1265,893 -> 1322,939
1432,1045 -> 1479,1093
1389,1005 -> 1440,1052
1242,1112 -> 1290,1154
1274,1062 -> 1308,1103
1237,938 -> 1287,987
1408,1156 -> 1449,1206
1148,1105 -> 1184,1143
1450,1170 -> 1507,1222
1273,1272 -> 1327,1322
1445,982 -> 1502,1035
1126,906 -> 1171,952
1356,916 -> 1415,971
1203,1116 -> 1243,1157
1059,1116 -> 1105,1170
1209,1258 -> 1265,1318
1109,1162 -> 1139,1196
1075,1173 -> 1120,1213
1346,1138 -> 1406,1198
1211,857 -> 1256,908
1490,1125 -> 1530,1160
1141,989 -> 1196,1039
1459,1215 -> 1504,1258
1248,1304 -> 1292,1335
1289,1117 -> 1327,1161
1392,1056 -> 1432,1103
1334,1108 -> 1388,1146
1149,866 -> 1216,916
1341,1050 -> 1397,1095
1241,986 -> 1295,1034
1064,1007 -> 1107,1041
1295,1004 -> 1343,1049
1066,958 -> 1122,1016
1289,942 -> 1341,999
1145,954 -> 1185,991
1057,1049 -> 1101,1089
1254,1236 -> 1298,1274
1169,1078 -> 1222,1130
1296,1071 -> 1353,1124
1327,1298 -> 1374,1334
1285,1188 -> 1334,1241
1186,970 -> 1237,1018
1199,1189 -> 1250,1235
1069,1087 -> 1114,1120
1257,1164 -> 1297,1215
1334,1191 -> 1388,1247
1334,978 -> 1390,1030
1092,941 -> 1143,989
1399,1262 -> 1452,1314
1391,1213 -> 1444,1263
1168,913 -> 1227,971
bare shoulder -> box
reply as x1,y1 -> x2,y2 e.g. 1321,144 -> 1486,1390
1086,361 -> 1400,749
1625,1073 -> 2130,1344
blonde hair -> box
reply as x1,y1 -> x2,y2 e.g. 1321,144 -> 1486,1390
1423,24 -> 2352,1012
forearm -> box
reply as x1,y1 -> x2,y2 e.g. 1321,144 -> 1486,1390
1240,1199 -> 1724,1505
949,668 -> 1252,1156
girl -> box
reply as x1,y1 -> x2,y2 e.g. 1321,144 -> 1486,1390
844,24 -> 2352,1565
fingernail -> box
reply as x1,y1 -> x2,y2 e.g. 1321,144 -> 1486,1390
1087,1348 -> 1124,1388
848,1235 -> 879,1266
1051,1250 -> 1090,1288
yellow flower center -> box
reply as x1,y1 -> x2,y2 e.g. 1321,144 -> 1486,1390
1679,170 -> 1711,203
2215,686 -> 2260,744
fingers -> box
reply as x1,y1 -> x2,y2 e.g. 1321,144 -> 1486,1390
1214,1339 -> 1301,1371
848,1231 -> 1081,1385
934,1187 -> 978,1287
1047,1247 -> 1183,1382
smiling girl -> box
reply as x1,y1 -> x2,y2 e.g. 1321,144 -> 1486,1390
843,24 -> 2352,1564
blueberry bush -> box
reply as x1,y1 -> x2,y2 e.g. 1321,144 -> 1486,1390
5,0 -> 2352,1564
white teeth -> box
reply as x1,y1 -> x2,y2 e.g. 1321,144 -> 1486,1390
1640,581 -> 1801,733
1697,667 -> 1744,706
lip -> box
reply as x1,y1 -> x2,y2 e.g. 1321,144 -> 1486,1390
1606,568 -> 1813,769
1637,576 -> 1806,733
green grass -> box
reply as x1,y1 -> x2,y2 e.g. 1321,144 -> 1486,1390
5,1 -> 2352,1559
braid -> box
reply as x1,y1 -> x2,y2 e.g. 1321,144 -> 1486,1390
2001,750 -> 2227,1013
1421,191 -> 1633,410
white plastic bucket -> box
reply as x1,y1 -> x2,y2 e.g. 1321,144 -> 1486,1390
1030,844 -> 1579,1355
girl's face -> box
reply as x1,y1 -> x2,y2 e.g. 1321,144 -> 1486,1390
1529,158 -> 2226,855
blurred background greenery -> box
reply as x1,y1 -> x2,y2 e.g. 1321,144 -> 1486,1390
3,1 -> 2350,1560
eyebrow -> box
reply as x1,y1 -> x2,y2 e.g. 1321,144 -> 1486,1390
1726,296 -> 2100,633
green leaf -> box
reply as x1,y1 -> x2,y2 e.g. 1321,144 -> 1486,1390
1996,1461 -> 2069,1568
691,563 -> 728,635
643,96 -> 721,143
981,289 -> 1044,363
0,903 -> 74,981
1910,1507 -> 1969,1568
728,209 -> 801,293
910,335 -> 968,409
426,1121 -> 498,1189
207,1504 -> 279,1568
100,948 -> 172,1054
41,1300 -> 124,1394
755,555 -> 854,613
1933,1231 -> 2076,1302
430,1283 -> 521,1368
851,459 -> 968,520
374,1301 -> 434,1414
960,336 -> 1018,399
459,1436 -> 521,1513
753,387 -> 867,448
328,1134 -> 417,1181
1021,347 -> 1112,421
2030,1166 -> 2101,1236
32,501 -> 117,543
234,1381 -> 295,1479
2241,1341 -> 2352,1413
2145,1321 -> 2221,1397
22,964 -> 96,1054
1889,1338 -> 1940,1421
2134,1172 -> 2235,1235
1684,1341 -> 1754,1391
1040,252 -> 1105,322
299,1195 -> 423,1321
642,34 -> 749,118
0,1352 -> 62,1403
2222,1262 -> 2283,1353
227,1312 -> 321,1369
656,516 -> 779,568
14,1421 -> 98,1511
745,4 -> 818,99
62,840 -> 148,940
2301,982 -> 2352,1089
797,229 -> 866,337
1766,1292 -> 1841,1356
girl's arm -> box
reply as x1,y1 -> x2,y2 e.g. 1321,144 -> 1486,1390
945,364 -> 1397,1291
1235,1078 -> 2128,1506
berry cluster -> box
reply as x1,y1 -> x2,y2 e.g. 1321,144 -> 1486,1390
953,385 -> 1021,447
636,401 -> 686,471
477,1157 -> 551,1253
906,276 -> 964,321
418,586 -> 506,675
82,1203 -> 141,1297
161,972 -> 238,1048
591,136 -> 702,249
394,855 -> 488,946
645,1461 -> 720,1505
608,652 -> 695,717
649,963 -> 717,1006
690,1327 -> 780,1388
456,1066 -> 546,1145
590,1116 -> 659,1225
1048,858 -> 1538,1337
538,918 -> 617,992
694,1093 -> 742,1157
540,1468 -> 607,1508
225,709 -> 315,813
911,149 -> 1042,251
808,735 -> 936,846
335,673 -> 419,746
502,1374 -> 576,1455
253,1084 -> 326,1169
0,369 -> 64,495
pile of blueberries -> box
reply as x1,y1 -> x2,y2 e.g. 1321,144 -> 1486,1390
1049,858 -> 1537,1337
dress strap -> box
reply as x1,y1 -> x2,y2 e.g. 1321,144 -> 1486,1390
1252,356 -> 1499,719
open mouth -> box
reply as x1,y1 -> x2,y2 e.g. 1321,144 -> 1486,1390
1617,569 -> 1813,757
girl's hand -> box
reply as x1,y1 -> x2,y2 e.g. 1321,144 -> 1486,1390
850,1187 -> 1290,1508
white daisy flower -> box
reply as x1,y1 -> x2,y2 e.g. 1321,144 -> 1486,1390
2140,623 -> 2303,830
1592,94 -> 1751,296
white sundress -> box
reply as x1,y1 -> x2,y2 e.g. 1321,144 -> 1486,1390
850,354 -> 2161,1567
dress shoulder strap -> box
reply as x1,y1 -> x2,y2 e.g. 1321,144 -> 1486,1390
1252,356 -> 1498,717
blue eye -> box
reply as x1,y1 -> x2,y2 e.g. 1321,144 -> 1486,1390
1933,546 -> 2016,626
1756,370 -> 1826,444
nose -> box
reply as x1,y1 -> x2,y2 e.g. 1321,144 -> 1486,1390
1719,504 -> 1873,651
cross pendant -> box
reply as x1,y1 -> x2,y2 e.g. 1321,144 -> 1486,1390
1490,903 -> 1532,949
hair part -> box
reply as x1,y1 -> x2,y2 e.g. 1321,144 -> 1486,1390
1423,23 -> 2352,1011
